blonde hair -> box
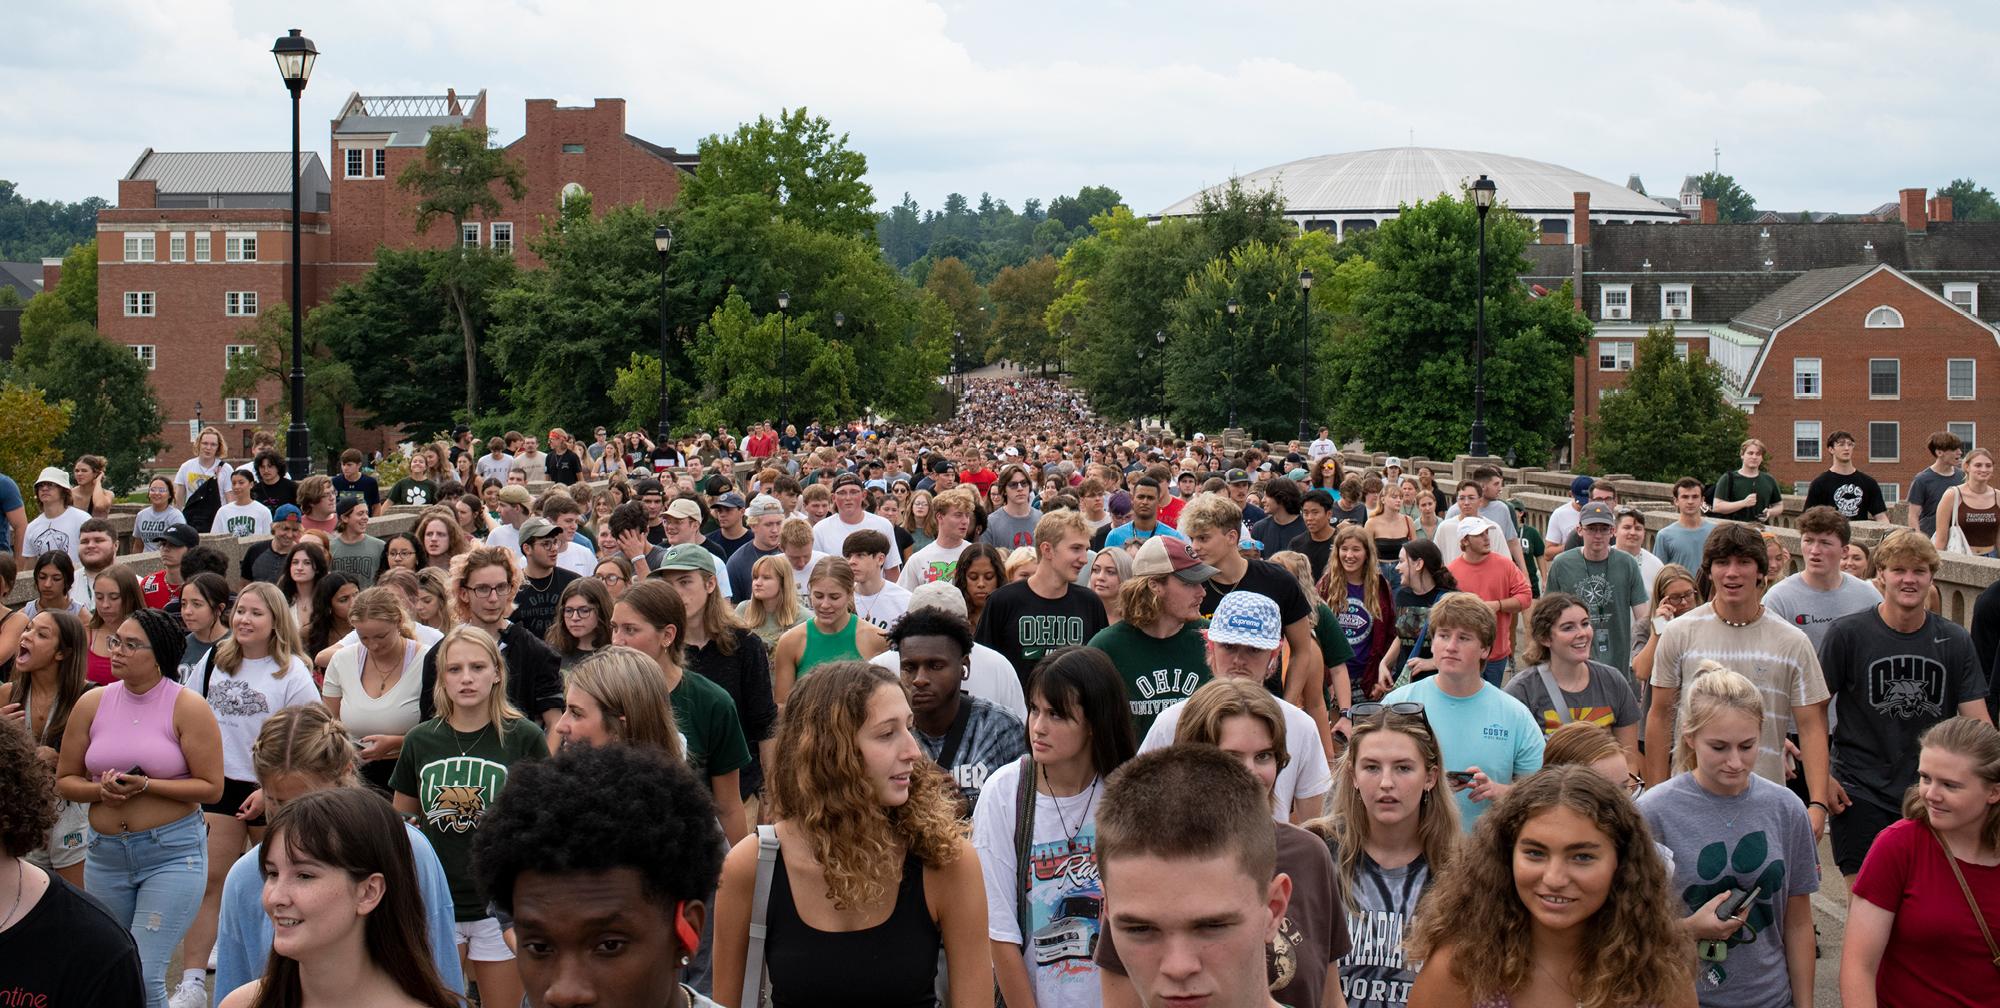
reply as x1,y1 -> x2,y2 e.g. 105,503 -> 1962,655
565,647 -> 683,762
1267,550 -> 1323,607
741,554 -> 802,628
1871,528 -> 1941,574
779,517 -> 815,550
212,582 -> 308,677
345,586 -> 416,642
1003,546 -> 1039,580
432,625 -> 523,734
1311,710 -> 1459,912
411,568 -> 453,632
1740,437 -> 1767,455
450,546 -> 521,624
1177,492 -> 1241,538
1426,591 -> 1497,652
1542,721 -> 1626,769
807,556 -> 856,609
1674,660 -> 1764,775
252,703 -> 360,789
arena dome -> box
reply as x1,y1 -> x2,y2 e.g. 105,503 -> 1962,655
1157,146 -> 1686,240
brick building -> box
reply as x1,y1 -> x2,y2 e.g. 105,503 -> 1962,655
93,90 -> 694,467
1526,187 -> 2000,497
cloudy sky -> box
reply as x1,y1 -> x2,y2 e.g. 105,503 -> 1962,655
7,1 -> 1998,218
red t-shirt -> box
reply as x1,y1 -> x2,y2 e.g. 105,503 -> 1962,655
962,467 -> 997,496
1445,553 -> 1531,659
746,432 -> 775,459
1851,816 -> 2000,1007
1158,494 -> 1186,529
138,570 -> 182,611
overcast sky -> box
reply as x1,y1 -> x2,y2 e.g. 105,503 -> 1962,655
7,1 -> 1998,219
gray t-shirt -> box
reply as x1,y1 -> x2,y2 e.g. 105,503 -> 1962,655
1652,520 -> 1715,573
1907,466 -> 1965,536
329,534 -> 385,589
1761,572 -> 1881,653
1502,660 -> 1642,735
914,694 -> 1026,810
1820,609 -> 1987,812
981,507 -> 1041,551
1327,842 -> 1429,1008
1639,773 -> 1818,1008
1545,548 -> 1647,674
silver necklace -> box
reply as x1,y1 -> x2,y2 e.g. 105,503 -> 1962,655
450,722 -> 492,757
1043,766 -> 1098,850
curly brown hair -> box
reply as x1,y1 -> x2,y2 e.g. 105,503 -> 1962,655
768,661 -> 963,910
1407,766 -> 1689,1008
0,717 -> 60,858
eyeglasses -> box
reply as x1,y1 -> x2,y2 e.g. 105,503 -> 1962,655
105,635 -> 152,654
1662,590 -> 1700,606
597,574 -> 626,584
1348,701 -> 1426,722
1006,481 -> 1032,489
466,584 -> 511,598
561,606 -> 598,619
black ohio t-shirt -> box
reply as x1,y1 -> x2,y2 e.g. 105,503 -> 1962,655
973,580 -> 1109,685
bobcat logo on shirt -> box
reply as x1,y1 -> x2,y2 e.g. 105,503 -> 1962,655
1831,483 -> 1864,517
1867,655 -> 1946,718
419,756 -> 510,833
428,785 -> 487,833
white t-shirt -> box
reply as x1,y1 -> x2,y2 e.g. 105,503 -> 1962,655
484,522 -> 522,556
336,623 -> 445,651
972,759 -> 1107,1008
556,541 -> 597,577
201,653 -> 321,781
788,551 -> 834,605
854,581 -> 912,632
1546,503 -> 1583,549
211,500 -> 273,537
1621,547 -> 1665,602
873,643 -> 1027,722
174,458 -> 233,503
23,505 -> 88,563
1140,692 -> 1331,821
475,454 -> 514,484
1433,515 -> 1508,567
811,511 -> 904,572
320,639 -> 427,740
899,538 -> 970,590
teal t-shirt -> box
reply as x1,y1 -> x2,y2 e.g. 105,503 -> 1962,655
389,716 -> 546,920
1382,676 -> 1543,831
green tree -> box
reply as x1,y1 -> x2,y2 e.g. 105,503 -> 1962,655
219,303 -> 358,460
985,256 -> 1060,371
28,326 -> 163,490
679,108 -> 875,240
674,293 -> 857,432
1323,192 -> 1591,464
1937,178 -> 2000,222
0,380 -> 70,515
1694,171 -> 1759,223
0,181 -> 109,261
15,241 -> 97,375
1586,326 -> 1750,482
922,257 -> 987,371
1163,240 -> 1338,439
397,124 -> 528,417
1062,212 -> 1205,423
1047,186 -> 1124,231
1190,177 -> 1294,261
315,247 -> 488,436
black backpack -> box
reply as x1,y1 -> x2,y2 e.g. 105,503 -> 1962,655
182,474 -> 221,533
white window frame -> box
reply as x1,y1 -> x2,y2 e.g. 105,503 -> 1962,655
1792,357 -> 1821,399
225,398 -> 259,423
1597,341 -> 1634,371
1865,305 -> 1904,328
123,291 -> 155,317
1868,358 -> 1900,399
224,344 -> 258,368
1673,342 -> 1690,361
1660,283 -> 1693,320
1948,422 -> 1977,449
1945,282 -> 1978,314
1793,421 -> 1822,462
131,344 -> 156,370
193,233 -> 211,262
1947,358 -> 1976,400
461,222 -> 481,249
1868,421 -> 1900,463
345,148 -> 364,178
373,148 -> 386,177
561,182 -> 584,206
491,221 -> 514,255
122,233 -> 155,262
168,233 -> 186,263
225,232 -> 258,262
225,291 -> 259,317
1881,483 -> 1901,506
1600,284 -> 1631,320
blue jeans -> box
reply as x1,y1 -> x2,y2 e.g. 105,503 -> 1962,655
1482,657 -> 1510,686
86,809 -> 208,1008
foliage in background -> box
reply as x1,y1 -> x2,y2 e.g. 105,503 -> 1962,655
315,247 -> 490,438
1586,325 -> 1750,482
880,185 -> 1120,283
14,241 -> 98,375
1694,171 -> 1759,224
30,326 -> 163,490
680,108 -> 877,241
0,380 -> 71,517
1937,178 -> 2000,222
220,303 -> 357,462
0,180 -> 107,261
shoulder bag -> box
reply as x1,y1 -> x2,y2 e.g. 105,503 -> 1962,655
1533,663 -> 1574,726
1931,825 -> 2000,969
1941,489 -> 1975,556
740,824 -> 782,1008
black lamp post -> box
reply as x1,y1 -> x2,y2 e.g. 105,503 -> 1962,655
653,226 -> 673,443
952,329 -> 963,394
272,28 -> 317,479
1154,329 -> 1167,422
1225,297 -> 1241,430
1469,174 -> 1497,459
776,290 -> 790,432
1298,267 -> 1314,440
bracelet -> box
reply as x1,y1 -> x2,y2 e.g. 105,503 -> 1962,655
1807,800 -> 1829,812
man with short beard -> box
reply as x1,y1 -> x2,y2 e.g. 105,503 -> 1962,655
71,518 -> 120,610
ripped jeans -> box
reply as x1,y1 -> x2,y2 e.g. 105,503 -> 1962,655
85,810 -> 208,1008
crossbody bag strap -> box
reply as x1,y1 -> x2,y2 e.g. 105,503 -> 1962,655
1534,664 -> 1574,725
1932,825 -> 2000,968
1013,754 -> 1036,943
934,694 -> 976,771
742,824 -> 782,1007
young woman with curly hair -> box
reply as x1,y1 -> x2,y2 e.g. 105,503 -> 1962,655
1409,765 -> 1694,1008
714,660 -> 988,1008
972,646 -> 1137,1008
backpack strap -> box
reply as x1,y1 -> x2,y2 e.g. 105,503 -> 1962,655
741,824 -> 782,1008
1012,754 -> 1036,943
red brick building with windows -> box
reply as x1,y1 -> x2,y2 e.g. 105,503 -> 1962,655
92,89 -> 694,467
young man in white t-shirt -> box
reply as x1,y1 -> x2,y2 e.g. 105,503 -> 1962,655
210,469 -> 274,538
21,467 -> 88,564
810,473 -> 902,575
483,485 -> 534,556
844,529 -> 911,632
899,487 -> 977,589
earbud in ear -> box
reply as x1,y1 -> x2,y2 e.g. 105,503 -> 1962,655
674,899 -> 701,956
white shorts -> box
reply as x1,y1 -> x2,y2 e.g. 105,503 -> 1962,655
26,800 -> 89,870
454,916 -> 514,962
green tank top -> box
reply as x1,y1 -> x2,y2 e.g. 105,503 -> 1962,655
800,615 -> 864,676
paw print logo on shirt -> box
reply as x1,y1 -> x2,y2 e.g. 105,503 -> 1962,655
1685,830 -> 1786,984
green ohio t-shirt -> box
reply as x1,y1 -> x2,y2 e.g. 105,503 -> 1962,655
673,670 -> 752,781
389,716 -> 546,920
1089,619 -> 1211,739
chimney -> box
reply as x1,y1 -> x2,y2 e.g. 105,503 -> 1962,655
1700,197 -> 1718,225
1930,195 -> 1954,223
446,87 -> 460,115
1900,188 -> 1928,232
1572,192 -> 1591,247
41,257 -> 64,292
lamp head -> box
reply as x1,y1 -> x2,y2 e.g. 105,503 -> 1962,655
1472,174 -> 1497,212
1226,298 -> 1240,315
653,226 -> 673,255
1299,267 -> 1314,290
833,312 -> 845,328
271,29 -> 317,91
776,290 -> 790,311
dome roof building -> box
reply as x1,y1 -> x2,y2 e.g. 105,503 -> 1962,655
1157,146 -> 1687,241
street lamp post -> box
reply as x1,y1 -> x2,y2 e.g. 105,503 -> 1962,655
952,329 -> 963,395
777,290 -> 790,433
1298,267 -> 1314,440
653,226 -> 673,444
1154,328 -> 1167,425
271,28 -> 317,479
1225,297 -> 1241,430
1469,174 -> 1497,459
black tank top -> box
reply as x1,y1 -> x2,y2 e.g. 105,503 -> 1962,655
767,850 -> 940,1008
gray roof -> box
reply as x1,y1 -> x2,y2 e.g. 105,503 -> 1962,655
124,150 -> 329,195
334,115 -> 464,146
1730,263 -> 1878,334
1158,146 -> 1683,219
333,92 -> 481,147
0,261 -> 40,299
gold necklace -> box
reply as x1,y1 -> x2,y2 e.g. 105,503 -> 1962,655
1534,959 -> 1583,1008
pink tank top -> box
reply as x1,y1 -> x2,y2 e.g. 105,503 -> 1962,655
85,678 -> 191,781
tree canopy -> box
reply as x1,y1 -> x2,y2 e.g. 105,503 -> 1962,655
1937,178 -> 2000,222
1586,325 -> 1749,482
680,108 -> 876,241
0,180 -> 107,261
1694,171 -> 1759,223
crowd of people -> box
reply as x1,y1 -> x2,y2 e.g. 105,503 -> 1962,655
2,375 -> 1999,1008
